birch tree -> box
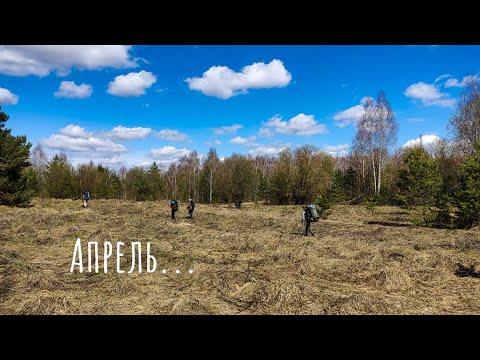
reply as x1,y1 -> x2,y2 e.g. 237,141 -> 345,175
448,78 -> 480,154
354,92 -> 397,196
374,91 -> 398,195
203,148 -> 219,203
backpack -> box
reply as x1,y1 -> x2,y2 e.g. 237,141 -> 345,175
83,191 -> 90,200
306,204 -> 319,222
170,200 -> 178,211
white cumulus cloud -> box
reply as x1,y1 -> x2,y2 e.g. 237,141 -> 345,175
434,74 -> 452,83
185,59 -> 292,99
0,45 -> 137,77
0,87 -> 19,105
323,144 -> 349,157
212,124 -> 243,135
324,144 -> 349,152
259,113 -> 328,136
333,105 -> 364,128
229,136 -> 258,146
107,70 -> 157,97
248,145 -> 286,157
43,134 -> 127,154
59,124 -> 91,138
149,146 -> 191,163
333,96 -> 373,128
154,129 -> 189,142
54,81 -> 92,98
403,134 -> 441,148
99,156 -> 125,165
107,125 -> 152,140
76,155 -> 126,168
404,82 -> 455,108
444,74 -> 479,88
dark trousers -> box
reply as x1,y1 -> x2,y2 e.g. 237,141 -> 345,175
188,209 -> 193,218
171,208 -> 176,219
304,220 -> 313,236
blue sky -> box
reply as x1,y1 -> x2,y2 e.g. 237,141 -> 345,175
0,45 -> 479,169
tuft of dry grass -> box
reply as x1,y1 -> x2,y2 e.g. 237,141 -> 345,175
0,199 -> 479,314
16,292 -> 75,315
99,273 -> 139,296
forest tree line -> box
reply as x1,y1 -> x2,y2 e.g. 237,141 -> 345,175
1,82 -> 479,228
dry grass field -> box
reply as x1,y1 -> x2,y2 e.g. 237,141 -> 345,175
1,198 -> 479,314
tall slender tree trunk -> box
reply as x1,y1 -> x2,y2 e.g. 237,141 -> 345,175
173,174 -> 176,198
254,176 -> 258,205
377,155 -> 382,195
195,167 -> 199,201
361,156 -> 365,192
209,170 -> 213,204
371,154 -> 377,195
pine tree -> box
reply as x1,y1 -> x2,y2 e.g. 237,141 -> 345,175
94,165 -> 121,199
329,169 -> 348,203
396,146 -> 442,208
125,167 -> 151,201
147,162 -> 163,201
45,154 -> 77,198
344,166 -> 357,199
0,106 -> 32,206
454,141 -> 480,228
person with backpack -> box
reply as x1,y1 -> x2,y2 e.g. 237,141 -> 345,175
169,199 -> 179,219
82,191 -> 91,208
187,198 -> 195,219
302,204 -> 319,236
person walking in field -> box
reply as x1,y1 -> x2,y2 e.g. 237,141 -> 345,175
187,198 -> 195,218
169,199 -> 179,219
82,191 -> 90,208
302,204 -> 319,236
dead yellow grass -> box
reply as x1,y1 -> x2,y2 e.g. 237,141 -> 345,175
0,199 -> 479,314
